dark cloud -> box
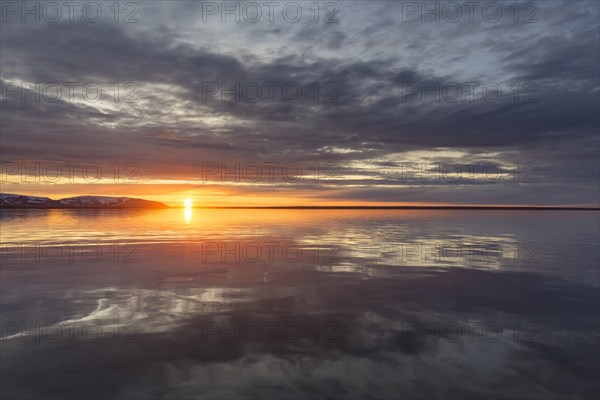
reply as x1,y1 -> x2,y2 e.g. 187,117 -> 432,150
1,1 -> 598,205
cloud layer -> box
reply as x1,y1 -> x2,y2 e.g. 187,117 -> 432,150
1,1 -> 598,205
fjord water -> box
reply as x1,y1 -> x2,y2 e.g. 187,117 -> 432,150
1,209 -> 599,399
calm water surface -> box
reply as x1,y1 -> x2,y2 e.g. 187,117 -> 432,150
1,209 -> 599,399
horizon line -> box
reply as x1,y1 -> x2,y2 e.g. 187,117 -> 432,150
2,194 -> 599,210
179,206 -> 600,210
1,205 -> 599,211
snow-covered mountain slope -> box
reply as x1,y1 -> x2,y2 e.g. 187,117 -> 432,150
0,194 -> 54,207
0,193 -> 168,208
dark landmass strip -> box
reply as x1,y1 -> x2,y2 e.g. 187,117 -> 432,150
0,194 -> 169,209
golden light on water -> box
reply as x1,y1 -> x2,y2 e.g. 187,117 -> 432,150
184,198 -> 192,222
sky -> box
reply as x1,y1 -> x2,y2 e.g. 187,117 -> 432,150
1,0 -> 599,206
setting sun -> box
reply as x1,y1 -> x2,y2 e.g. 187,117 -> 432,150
184,198 -> 192,208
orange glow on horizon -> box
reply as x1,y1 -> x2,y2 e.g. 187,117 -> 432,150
2,185 -> 598,208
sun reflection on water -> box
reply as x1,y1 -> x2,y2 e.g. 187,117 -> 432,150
184,199 -> 192,223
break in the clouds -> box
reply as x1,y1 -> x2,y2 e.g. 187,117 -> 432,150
0,0 -> 599,206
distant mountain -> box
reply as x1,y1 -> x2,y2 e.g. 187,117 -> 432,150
0,193 -> 169,209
